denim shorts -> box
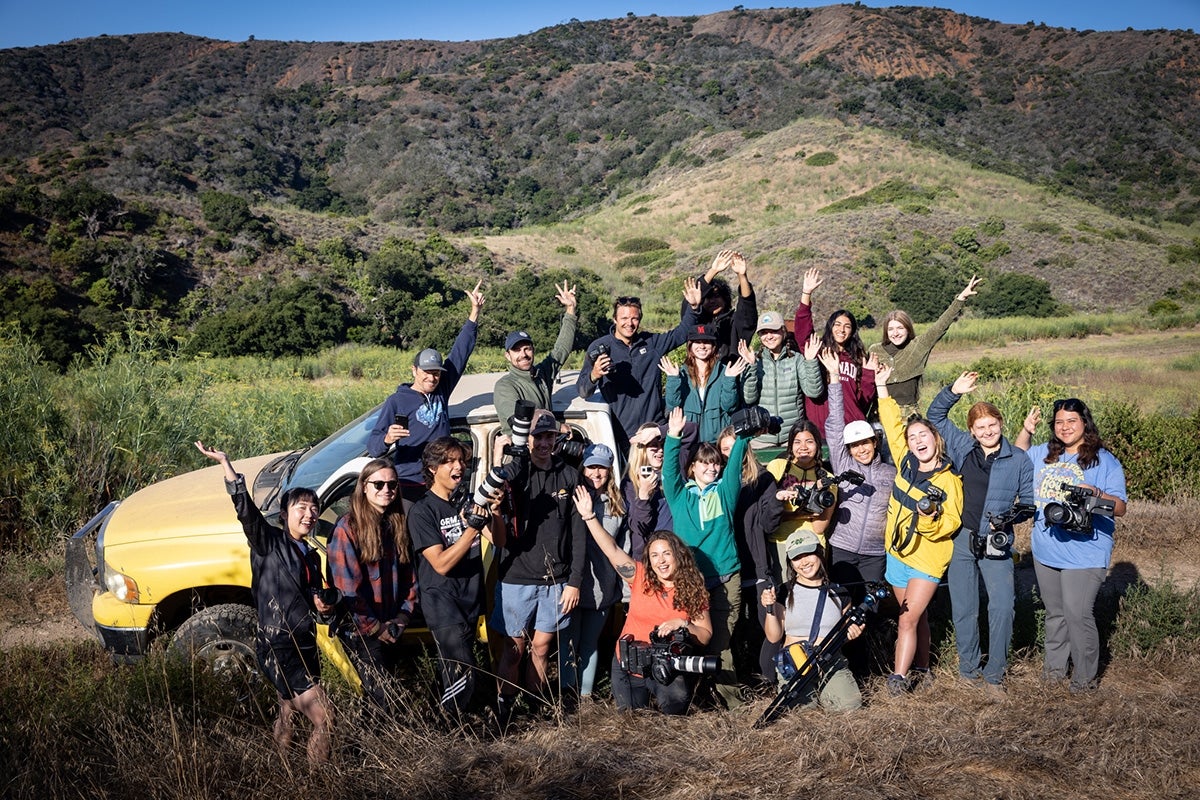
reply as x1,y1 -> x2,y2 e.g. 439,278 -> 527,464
490,581 -> 570,637
885,553 -> 941,587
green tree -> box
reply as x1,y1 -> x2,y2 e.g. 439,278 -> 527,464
199,191 -> 253,234
975,273 -> 1061,317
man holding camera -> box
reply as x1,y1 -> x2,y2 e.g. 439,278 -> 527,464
368,281 -> 484,510
494,281 -> 578,439
489,408 -> 588,723
578,279 -> 704,448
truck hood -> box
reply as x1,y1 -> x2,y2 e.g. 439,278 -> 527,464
102,453 -> 284,547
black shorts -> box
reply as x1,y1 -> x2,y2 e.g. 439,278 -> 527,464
257,638 -> 320,700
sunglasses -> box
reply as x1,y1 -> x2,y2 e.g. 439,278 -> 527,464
367,479 -> 398,491
615,296 -> 642,308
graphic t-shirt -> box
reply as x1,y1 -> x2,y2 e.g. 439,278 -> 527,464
1026,444 -> 1126,570
408,492 -> 483,627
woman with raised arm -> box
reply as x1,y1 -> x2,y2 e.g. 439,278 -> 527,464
792,268 -> 876,429
1015,399 -> 1127,693
573,485 -> 711,715
873,362 -> 963,695
868,275 -> 981,417
560,443 -> 626,701
927,372 -> 1034,700
194,441 -> 333,765
741,316 -> 824,451
662,325 -> 747,443
327,457 -> 418,713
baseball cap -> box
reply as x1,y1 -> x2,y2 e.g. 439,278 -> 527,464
582,443 -> 615,468
785,529 -> 823,559
756,311 -> 786,332
504,331 -> 533,351
529,408 -> 559,436
843,420 -> 877,446
687,323 -> 718,342
413,348 -> 445,371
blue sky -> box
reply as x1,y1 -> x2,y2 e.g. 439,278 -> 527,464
0,1 -> 1195,49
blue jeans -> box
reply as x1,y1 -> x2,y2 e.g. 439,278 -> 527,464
559,606 -> 611,696
947,533 -> 1014,685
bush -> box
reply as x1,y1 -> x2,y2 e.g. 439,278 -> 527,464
616,237 -> 670,253
888,264 -> 958,323
1098,403 -> 1200,501
974,273 -> 1061,318
199,191 -> 253,234
805,151 -> 838,166
1109,580 -> 1200,658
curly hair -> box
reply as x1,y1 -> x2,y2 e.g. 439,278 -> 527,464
640,530 -> 708,618
345,458 -> 409,564
1046,398 -> 1106,469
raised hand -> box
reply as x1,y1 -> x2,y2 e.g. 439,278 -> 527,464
737,339 -> 756,365
802,268 -> 823,296
802,332 -> 822,361
659,355 -> 680,377
958,274 -> 982,302
863,351 -> 880,373
726,357 -> 749,379
683,276 -> 703,309
709,250 -> 734,275
467,280 -> 485,320
729,251 -> 748,276
667,406 -> 685,438
817,349 -> 840,375
951,371 -> 978,395
1023,405 -> 1042,435
555,280 -> 577,314
194,440 -> 229,465
874,361 -> 894,384
572,484 -> 595,518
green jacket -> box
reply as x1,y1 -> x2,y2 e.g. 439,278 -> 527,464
742,348 -> 823,446
494,312 -> 577,434
663,432 -> 746,581
868,297 -> 965,413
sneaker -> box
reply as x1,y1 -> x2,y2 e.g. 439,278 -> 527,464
983,682 -> 1007,703
886,673 -> 910,696
496,694 -> 517,733
1069,680 -> 1098,695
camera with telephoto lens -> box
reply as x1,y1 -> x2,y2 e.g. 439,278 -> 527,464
916,485 -> 948,516
972,502 -> 1036,559
1044,482 -> 1115,534
730,405 -> 783,438
794,469 -> 866,515
588,342 -> 611,373
553,430 -> 591,462
617,626 -> 718,685
504,399 -> 536,459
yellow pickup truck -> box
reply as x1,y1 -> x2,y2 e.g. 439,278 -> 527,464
65,371 -> 619,685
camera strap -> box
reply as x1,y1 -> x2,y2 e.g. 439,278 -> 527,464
891,461 -> 933,554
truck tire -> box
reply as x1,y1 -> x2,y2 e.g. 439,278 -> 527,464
169,603 -> 258,681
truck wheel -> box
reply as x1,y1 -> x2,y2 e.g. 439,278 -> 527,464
169,604 -> 258,681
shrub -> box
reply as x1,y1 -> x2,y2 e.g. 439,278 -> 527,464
887,264 -> 958,323
805,151 -> 837,166
199,191 -> 253,234
974,273 -> 1061,318
555,244 -> 577,254
708,213 -> 733,226
616,237 -> 670,253
1109,580 -> 1200,658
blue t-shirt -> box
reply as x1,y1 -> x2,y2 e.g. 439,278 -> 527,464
1026,444 -> 1126,570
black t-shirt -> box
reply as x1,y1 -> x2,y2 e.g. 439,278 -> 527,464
408,492 -> 483,629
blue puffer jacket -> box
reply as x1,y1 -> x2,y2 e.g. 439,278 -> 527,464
926,385 -> 1035,533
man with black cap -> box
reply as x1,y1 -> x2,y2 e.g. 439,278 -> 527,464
489,407 -> 588,722
368,281 -> 485,510
493,281 -> 578,438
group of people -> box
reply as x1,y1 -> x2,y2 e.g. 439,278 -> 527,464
198,255 -> 1128,763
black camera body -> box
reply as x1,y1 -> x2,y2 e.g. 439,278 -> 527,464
970,503 -> 1035,559
618,627 -> 718,685
1044,483 -> 1115,533
730,405 -> 783,438
553,431 -> 591,462
588,342 -> 612,373
795,469 -> 866,515
916,485 -> 948,517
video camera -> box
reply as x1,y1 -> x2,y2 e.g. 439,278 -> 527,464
617,626 -> 718,685
1044,482 -> 1115,534
587,342 -> 611,374
973,502 -> 1036,560
793,469 -> 865,515
729,405 -> 783,438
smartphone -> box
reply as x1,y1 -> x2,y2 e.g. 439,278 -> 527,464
394,413 -> 409,428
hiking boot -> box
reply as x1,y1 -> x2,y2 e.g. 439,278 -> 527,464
495,694 -> 517,734
885,673 -> 910,696
1069,680 -> 1098,695
910,667 -> 935,693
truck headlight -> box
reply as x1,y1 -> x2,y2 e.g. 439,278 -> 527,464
104,566 -> 140,603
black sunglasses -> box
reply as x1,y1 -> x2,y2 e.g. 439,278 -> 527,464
367,480 -> 398,491
615,296 -> 642,308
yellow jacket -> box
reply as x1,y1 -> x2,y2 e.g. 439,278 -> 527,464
879,396 -> 963,580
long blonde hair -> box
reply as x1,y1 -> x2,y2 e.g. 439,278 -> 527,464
625,423 -> 664,486
718,426 -> 760,484
345,458 -> 409,564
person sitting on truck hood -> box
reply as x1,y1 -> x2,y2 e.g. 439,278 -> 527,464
195,440 -> 334,766
368,281 -> 484,511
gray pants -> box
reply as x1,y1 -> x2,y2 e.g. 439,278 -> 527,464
948,533 -> 1014,685
706,574 -> 743,709
1033,559 -> 1106,689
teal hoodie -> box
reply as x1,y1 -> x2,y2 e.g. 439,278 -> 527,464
662,432 -> 746,581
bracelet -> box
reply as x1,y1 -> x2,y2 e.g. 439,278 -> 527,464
581,514 -> 596,521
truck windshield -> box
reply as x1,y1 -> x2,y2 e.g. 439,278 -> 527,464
287,404 -> 381,493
